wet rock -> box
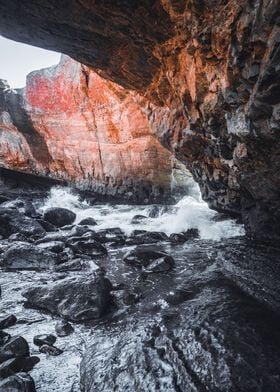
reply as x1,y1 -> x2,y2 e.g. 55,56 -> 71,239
33,334 -> 56,347
54,259 -> 89,272
145,256 -> 175,273
123,246 -> 169,267
106,235 -> 126,247
0,336 -> 29,363
78,217 -> 97,226
183,228 -> 200,240
131,214 -> 148,224
69,240 -> 107,257
0,314 -> 17,329
55,247 -> 75,264
0,331 -> 10,347
1,243 -> 57,271
37,241 -> 65,253
127,231 -> 169,245
39,344 -> 63,356
169,233 -> 187,244
55,320 -> 74,337
131,230 -> 147,236
0,207 -> 45,239
113,290 -> 141,306
0,199 -> 36,218
8,233 -> 29,242
23,273 -> 113,322
98,228 -> 124,236
147,206 -> 161,218
36,218 -> 57,232
43,207 -> 76,228
0,372 -> 36,391
0,356 -> 40,379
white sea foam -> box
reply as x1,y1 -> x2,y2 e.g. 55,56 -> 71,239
40,183 -> 244,241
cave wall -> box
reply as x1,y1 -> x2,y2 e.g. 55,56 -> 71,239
0,0 -> 279,240
0,57 -> 190,203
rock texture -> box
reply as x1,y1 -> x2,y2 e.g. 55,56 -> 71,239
0,59 -> 189,203
0,1 -> 279,240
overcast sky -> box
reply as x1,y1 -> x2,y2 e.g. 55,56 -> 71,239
0,36 -> 61,88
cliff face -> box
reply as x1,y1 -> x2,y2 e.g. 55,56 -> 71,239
0,0 -> 279,240
0,57 -> 189,203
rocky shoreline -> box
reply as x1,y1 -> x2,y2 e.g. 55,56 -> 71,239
0,174 -> 280,391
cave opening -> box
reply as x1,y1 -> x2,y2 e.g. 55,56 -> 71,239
0,2 -> 279,390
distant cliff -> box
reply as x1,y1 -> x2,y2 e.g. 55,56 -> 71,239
0,57 -> 190,203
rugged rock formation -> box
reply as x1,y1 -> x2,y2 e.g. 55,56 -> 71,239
0,58 -> 189,203
0,0 -> 279,240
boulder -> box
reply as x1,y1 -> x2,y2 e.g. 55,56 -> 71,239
37,241 -> 65,253
54,259 -> 88,272
22,273 -> 113,322
145,256 -> 174,272
123,246 -> 169,267
131,215 -> 148,224
0,372 -> 36,391
183,228 -> 200,240
0,207 -> 45,238
43,208 -> 76,227
78,217 -> 97,226
169,233 -> 187,244
0,336 -> 29,364
0,314 -> 17,329
36,219 -> 57,232
1,243 -> 57,271
69,240 -> 107,257
0,199 -> 36,217
39,344 -> 63,356
33,334 -> 56,347
0,356 -> 40,379
0,331 -> 10,347
55,320 -> 74,337
127,231 -> 169,245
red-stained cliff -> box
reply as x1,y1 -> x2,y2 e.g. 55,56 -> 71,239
0,57 -> 189,203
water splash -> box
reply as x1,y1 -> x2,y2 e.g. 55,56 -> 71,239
40,185 -> 244,241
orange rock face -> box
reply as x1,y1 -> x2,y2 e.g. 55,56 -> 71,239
0,57 -> 188,202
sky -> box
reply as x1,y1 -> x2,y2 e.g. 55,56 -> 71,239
0,36 -> 61,88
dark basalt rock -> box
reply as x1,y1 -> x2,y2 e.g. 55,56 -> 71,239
55,320 -> 74,337
183,228 -> 200,240
169,233 -> 187,244
127,231 -> 169,245
98,228 -> 124,236
0,207 -> 45,239
0,314 -> 17,329
131,215 -> 148,224
22,273 -> 113,322
37,241 -> 65,253
43,208 -> 76,228
78,217 -> 97,226
0,199 -> 37,217
39,344 -> 63,356
145,256 -> 175,273
0,356 -> 40,379
0,336 -> 29,364
123,246 -> 170,268
54,259 -> 89,272
35,219 -> 57,232
113,290 -> 141,306
0,331 -> 10,347
69,240 -> 107,257
1,243 -> 57,271
33,334 -> 56,347
0,372 -> 36,391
